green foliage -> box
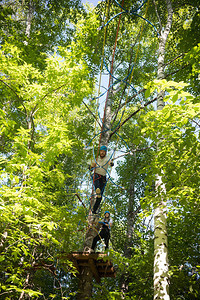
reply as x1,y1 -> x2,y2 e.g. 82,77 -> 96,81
0,0 -> 84,69
0,0 -> 200,299
0,23 -> 94,296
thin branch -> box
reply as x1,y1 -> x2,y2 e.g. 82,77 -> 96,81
0,78 -> 27,113
153,0 -> 162,31
164,53 -> 186,67
32,82 -> 69,116
113,146 -> 153,160
165,64 -> 190,78
111,87 -> 146,121
192,119 -> 200,127
110,97 -> 157,138
82,101 -> 101,127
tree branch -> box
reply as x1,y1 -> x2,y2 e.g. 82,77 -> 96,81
164,53 -> 186,67
31,82 -> 70,117
0,78 -> 27,113
113,146 -> 153,160
110,97 -> 157,139
153,0 -> 162,31
111,87 -> 146,121
82,101 -> 101,127
165,64 -> 189,78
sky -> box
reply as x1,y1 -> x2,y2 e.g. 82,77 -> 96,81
82,0 -> 101,6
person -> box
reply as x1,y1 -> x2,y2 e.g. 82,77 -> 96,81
91,211 -> 112,251
89,145 -> 114,214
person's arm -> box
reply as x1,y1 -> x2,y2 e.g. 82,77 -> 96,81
91,161 -> 96,168
103,219 -> 112,229
109,218 -> 113,229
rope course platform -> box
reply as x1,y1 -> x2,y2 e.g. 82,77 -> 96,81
61,252 -> 116,283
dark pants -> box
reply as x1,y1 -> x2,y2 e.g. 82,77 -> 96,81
92,173 -> 107,213
91,227 -> 110,250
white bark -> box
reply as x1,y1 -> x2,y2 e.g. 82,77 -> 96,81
154,176 -> 169,300
154,1 -> 173,299
24,0 -> 33,45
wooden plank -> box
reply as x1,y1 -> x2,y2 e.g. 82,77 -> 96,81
96,261 -> 112,267
59,252 -> 116,279
76,261 -> 89,267
71,252 -> 107,261
88,258 -> 101,283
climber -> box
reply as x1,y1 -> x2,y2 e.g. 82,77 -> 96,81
91,211 -> 112,251
88,145 -> 114,214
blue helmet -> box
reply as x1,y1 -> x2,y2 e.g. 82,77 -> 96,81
104,211 -> 110,215
100,145 -> 107,152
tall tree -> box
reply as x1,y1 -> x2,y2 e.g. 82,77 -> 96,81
153,0 -> 173,299
1,0 -> 199,298
0,25 -> 94,297
0,0 -> 84,68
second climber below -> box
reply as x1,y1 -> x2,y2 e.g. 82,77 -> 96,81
91,210 -> 113,251
88,145 -> 114,214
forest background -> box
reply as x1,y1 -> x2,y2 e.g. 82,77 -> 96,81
0,0 -> 199,299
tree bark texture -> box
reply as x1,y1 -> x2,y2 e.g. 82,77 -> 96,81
154,1 -> 173,299
121,181 -> 136,297
154,176 -> 169,300
121,169 -> 141,297
77,266 -> 93,300
25,0 -> 33,39
100,84 -> 113,147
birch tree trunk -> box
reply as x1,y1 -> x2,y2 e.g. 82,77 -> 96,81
24,0 -> 33,45
154,1 -> 173,299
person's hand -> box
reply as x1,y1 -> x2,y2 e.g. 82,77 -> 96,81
110,160 -> 114,167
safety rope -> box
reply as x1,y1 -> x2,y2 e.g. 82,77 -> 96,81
81,0 -> 156,225
90,0 -> 111,209
99,0 -> 125,148
112,0 -> 150,148
103,0 -> 150,200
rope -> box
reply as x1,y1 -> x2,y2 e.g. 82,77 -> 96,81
80,0 -> 155,223
103,0 -> 150,199
118,0 -> 150,130
90,0 -> 111,211
99,0 -> 125,148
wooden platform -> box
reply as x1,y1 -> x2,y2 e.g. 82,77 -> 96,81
60,252 -> 116,283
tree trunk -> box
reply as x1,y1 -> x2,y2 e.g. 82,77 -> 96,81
121,179 -> 141,298
154,177 -> 169,300
100,86 -> 113,147
83,75 -> 113,250
154,1 -> 173,299
77,267 -> 93,300
79,81 -> 113,299
121,182 -> 135,297
25,0 -> 33,39
125,181 -> 136,259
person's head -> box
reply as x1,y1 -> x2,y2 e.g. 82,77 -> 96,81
104,211 -> 110,218
100,145 -> 107,158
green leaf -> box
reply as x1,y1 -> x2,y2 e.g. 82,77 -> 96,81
145,88 -> 151,98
